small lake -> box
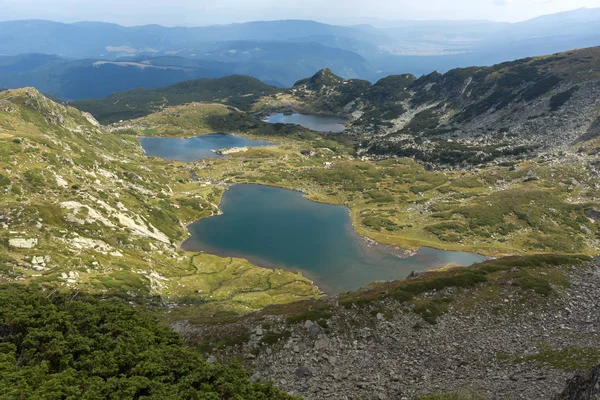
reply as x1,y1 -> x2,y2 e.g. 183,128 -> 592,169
265,113 -> 347,133
140,134 -> 272,162
183,184 -> 486,294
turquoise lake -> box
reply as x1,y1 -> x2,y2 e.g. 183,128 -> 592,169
182,184 -> 487,294
265,113 -> 347,133
140,134 -> 272,162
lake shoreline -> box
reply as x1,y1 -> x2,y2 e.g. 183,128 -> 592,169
181,183 -> 486,294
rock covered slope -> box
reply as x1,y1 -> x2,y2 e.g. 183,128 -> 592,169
177,255 -> 600,400
0,88 -> 320,313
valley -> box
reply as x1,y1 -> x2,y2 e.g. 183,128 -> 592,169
1,44 -> 600,399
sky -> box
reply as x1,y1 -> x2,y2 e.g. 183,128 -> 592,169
1,0 -> 600,26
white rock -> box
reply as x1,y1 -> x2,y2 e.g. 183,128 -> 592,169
55,175 -> 68,188
9,238 -> 38,249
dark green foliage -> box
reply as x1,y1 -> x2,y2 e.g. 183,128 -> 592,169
362,215 -> 399,231
521,74 -> 561,101
293,68 -> 344,88
425,222 -> 470,243
305,162 -> 380,191
477,254 -> 590,272
404,109 -> 439,134
515,275 -> 553,295
260,330 -> 291,345
414,297 -> 453,324
286,308 -> 333,325
73,76 -> 278,124
0,173 -> 10,187
294,69 -> 372,114
363,74 -> 415,104
23,168 -> 46,188
0,286 -> 295,399
386,289 -> 414,302
401,272 -> 488,295
357,74 -> 415,125
366,190 -> 395,203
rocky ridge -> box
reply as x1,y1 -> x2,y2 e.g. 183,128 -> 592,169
254,47 -> 600,166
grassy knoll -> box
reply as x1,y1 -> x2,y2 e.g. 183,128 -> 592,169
109,102 -> 320,141
72,75 -> 278,125
336,254 -> 589,311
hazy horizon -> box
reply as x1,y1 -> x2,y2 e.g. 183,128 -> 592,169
1,0 -> 600,27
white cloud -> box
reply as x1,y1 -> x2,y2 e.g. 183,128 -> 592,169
0,0 -> 599,25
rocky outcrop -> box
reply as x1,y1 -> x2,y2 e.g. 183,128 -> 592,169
213,146 -> 249,155
8,238 -> 38,249
555,364 -> 600,400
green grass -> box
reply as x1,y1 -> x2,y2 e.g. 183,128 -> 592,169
499,344 -> 600,371
286,307 -> 333,325
260,330 -> 292,345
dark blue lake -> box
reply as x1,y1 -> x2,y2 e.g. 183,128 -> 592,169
140,134 -> 272,162
265,113 -> 347,133
183,184 -> 486,294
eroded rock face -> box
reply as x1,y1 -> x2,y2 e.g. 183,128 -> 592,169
555,364 -> 600,400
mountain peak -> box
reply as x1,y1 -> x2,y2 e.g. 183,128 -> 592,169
293,68 -> 345,89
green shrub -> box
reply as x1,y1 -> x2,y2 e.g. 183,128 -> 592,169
550,86 -> 579,111
362,215 -> 399,231
0,173 -> 9,187
0,286 -> 296,399
24,168 -> 46,188
402,272 -> 488,295
414,297 -> 452,324
515,275 -> 553,296
260,330 -> 291,345
286,308 -> 332,325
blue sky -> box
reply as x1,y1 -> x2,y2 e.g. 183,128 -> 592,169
1,0 -> 599,25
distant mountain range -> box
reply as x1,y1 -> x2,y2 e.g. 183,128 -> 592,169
1,9 -> 599,99
0,42 -> 373,99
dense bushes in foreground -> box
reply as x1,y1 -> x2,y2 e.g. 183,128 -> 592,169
0,285 -> 295,400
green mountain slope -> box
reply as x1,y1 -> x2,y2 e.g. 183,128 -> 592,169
73,75 -> 278,124
0,88 -> 320,314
